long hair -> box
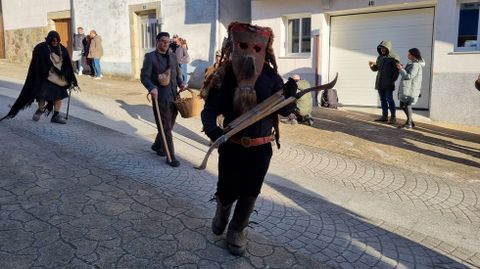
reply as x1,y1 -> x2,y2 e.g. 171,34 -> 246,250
45,31 -> 62,55
408,48 -> 423,61
200,22 -> 278,100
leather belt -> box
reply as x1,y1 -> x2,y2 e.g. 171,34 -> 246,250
229,136 -> 274,148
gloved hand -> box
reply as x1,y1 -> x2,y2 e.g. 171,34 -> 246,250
283,77 -> 298,98
208,126 -> 224,142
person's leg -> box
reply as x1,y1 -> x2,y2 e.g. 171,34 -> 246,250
32,100 -> 46,121
78,56 -> 84,74
376,90 -> 388,121
93,59 -> 101,78
159,102 -> 178,166
151,99 -> 166,156
51,99 -> 66,124
406,103 -> 413,126
386,90 -> 396,123
181,64 -> 187,84
226,195 -> 257,256
88,60 -> 95,77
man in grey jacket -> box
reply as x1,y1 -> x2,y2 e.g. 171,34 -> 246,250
141,32 -> 185,167
72,27 -> 86,75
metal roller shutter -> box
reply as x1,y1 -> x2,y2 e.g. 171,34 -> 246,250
329,8 -> 434,109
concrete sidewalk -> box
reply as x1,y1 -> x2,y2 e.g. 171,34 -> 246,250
0,60 -> 479,268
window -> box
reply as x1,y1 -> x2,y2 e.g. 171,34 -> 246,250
457,1 -> 480,51
287,17 -> 311,54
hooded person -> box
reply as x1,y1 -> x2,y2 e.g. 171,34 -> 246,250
0,31 -> 77,124
369,40 -> 400,124
476,74 -> 480,91
200,22 -> 297,256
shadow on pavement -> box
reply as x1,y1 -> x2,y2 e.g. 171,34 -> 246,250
0,93 -> 476,268
116,99 -> 210,146
262,177 -> 474,268
311,107 -> 480,169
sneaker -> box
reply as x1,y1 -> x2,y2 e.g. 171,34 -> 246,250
374,116 -> 388,122
289,119 -> 298,125
388,117 -> 397,124
167,158 -> 180,167
307,119 -> 314,126
93,77 -> 101,80
51,114 -> 67,124
397,123 -> 412,129
32,110 -> 43,121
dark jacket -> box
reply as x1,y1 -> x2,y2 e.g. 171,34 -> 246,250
73,33 -> 85,51
1,42 -> 77,120
140,50 -> 183,103
476,78 -> 480,91
370,40 -> 400,91
201,64 -> 294,141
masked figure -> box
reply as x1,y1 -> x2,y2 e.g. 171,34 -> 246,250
201,22 -> 297,255
1,31 -> 77,124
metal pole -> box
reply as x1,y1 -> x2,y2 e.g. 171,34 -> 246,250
65,88 -> 72,119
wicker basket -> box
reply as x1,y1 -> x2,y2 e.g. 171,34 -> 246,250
175,88 -> 202,118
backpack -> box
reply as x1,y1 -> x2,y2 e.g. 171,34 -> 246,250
321,88 -> 339,109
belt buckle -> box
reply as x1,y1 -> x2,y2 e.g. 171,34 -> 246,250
240,136 -> 251,148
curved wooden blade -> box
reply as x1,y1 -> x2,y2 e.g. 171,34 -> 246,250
195,135 -> 228,170
295,73 -> 338,99
195,74 -> 338,170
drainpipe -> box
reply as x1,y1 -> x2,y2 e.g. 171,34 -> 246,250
70,0 -> 75,30
215,0 -> 219,59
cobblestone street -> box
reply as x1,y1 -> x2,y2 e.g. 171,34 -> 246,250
0,61 -> 479,268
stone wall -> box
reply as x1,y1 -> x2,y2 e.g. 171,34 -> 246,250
5,27 -> 49,63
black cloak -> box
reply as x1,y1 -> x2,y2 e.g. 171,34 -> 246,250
0,39 -> 77,121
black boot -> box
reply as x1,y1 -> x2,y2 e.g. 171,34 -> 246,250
212,195 -> 233,235
226,196 -> 257,256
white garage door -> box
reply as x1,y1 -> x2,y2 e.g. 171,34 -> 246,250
329,8 -> 434,109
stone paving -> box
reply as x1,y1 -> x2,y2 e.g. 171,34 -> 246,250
1,71 -> 480,268
0,104 -> 325,269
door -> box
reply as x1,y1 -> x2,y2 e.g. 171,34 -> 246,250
329,8 -> 434,109
138,13 -> 159,69
54,19 -> 72,56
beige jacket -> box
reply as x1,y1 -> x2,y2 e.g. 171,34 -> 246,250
88,35 -> 103,59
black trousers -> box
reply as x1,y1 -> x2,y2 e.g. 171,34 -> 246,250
217,142 -> 273,205
152,100 -> 178,157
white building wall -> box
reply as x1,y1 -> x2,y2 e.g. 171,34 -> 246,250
429,0 -> 480,125
2,0 -> 70,30
74,0 -> 217,86
252,0 -> 321,83
252,0 -> 480,126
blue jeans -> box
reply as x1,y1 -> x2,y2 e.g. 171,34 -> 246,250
93,58 -> 102,77
181,64 -> 187,84
378,89 -> 396,118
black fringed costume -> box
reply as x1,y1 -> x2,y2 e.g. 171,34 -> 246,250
1,33 -> 77,121
202,64 -> 295,203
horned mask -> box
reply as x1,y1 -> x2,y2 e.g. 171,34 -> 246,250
229,22 -> 272,115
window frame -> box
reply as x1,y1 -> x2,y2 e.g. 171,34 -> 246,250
284,14 -> 312,57
455,0 -> 480,52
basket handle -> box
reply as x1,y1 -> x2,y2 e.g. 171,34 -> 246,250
178,87 -> 195,98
